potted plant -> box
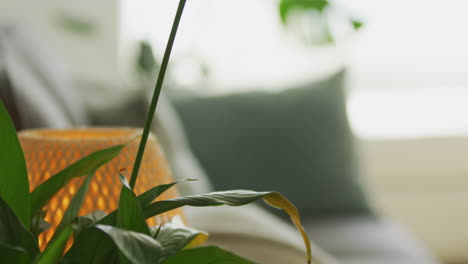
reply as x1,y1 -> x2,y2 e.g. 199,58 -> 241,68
0,1 -> 311,263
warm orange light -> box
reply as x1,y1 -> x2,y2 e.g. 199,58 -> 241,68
19,128 -> 183,248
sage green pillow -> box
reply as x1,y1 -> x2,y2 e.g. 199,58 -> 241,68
172,71 -> 372,216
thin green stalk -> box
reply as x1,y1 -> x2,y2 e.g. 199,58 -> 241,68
130,0 -> 187,189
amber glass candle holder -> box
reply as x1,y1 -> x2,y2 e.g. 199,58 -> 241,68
19,127 -> 183,247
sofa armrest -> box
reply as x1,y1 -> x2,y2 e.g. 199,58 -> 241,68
184,205 -> 336,264
361,137 -> 468,263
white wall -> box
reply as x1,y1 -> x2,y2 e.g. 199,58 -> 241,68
0,0 -> 120,84
120,0 -> 343,93
0,0 -> 344,92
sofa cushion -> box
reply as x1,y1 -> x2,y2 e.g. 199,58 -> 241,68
172,70 -> 372,216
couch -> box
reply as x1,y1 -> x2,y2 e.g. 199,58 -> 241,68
0,23 -> 440,263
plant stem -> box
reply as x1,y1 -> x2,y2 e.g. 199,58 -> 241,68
130,0 -> 187,189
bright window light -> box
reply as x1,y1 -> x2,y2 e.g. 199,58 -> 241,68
346,0 -> 468,139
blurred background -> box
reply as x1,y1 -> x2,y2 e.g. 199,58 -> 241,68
1,0 -> 468,263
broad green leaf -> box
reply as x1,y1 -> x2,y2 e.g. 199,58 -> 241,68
49,173 -> 94,243
64,225 -> 161,264
0,242 -> 31,264
99,225 -> 162,264
0,100 -> 31,226
30,145 -> 124,215
63,227 -> 118,264
98,179 -> 189,226
36,226 -> 72,264
152,216 -> 208,261
0,196 -> 40,259
143,190 -> 312,264
162,246 -> 254,264
279,0 -> 329,23
263,192 -> 312,264
116,172 -> 152,264
117,174 -> 150,235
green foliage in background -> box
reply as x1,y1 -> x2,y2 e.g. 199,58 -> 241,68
137,41 -> 159,76
279,0 -> 362,44
279,0 -> 330,22
55,12 -> 96,36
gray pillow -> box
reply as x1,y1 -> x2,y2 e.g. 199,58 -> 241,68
172,70 -> 372,216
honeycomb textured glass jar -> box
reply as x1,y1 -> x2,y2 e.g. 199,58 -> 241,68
19,128 -> 182,247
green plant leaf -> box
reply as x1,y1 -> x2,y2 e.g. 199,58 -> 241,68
117,174 -> 150,236
0,196 -> 40,259
63,227 -> 118,264
64,225 -> 162,264
115,173 -> 153,264
98,189 -> 312,263
162,246 -> 255,264
98,179 -> 189,226
351,19 -> 363,30
279,0 -> 329,23
137,41 -> 158,75
56,12 -> 96,36
49,173 -> 94,243
143,190 -> 312,264
129,0 -> 188,190
36,226 -> 72,264
139,179 -> 196,206
0,242 -> 31,264
152,217 -> 208,261
0,100 -> 31,226
30,145 -> 124,215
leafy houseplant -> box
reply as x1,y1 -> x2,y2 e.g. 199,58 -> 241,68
278,0 -> 362,44
0,0 -> 312,263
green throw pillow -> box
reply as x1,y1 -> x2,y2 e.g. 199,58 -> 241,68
172,70 -> 372,216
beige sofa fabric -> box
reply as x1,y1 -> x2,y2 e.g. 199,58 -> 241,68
185,204 -> 337,264
363,137 -> 468,263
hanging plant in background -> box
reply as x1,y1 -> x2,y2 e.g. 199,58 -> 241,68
0,0 -> 313,263
137,40 -> 160,88
279,0 -> 362,44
